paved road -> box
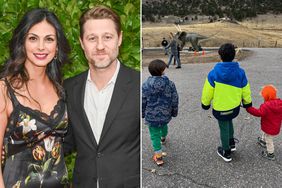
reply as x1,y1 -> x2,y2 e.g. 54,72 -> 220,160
142,48 -> 282,188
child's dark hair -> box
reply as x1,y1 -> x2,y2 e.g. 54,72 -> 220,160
218,43 -> 236,62
148,59 -> 166,76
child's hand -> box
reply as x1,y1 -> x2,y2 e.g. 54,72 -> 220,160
201,103 -> 210,110
241,100 -> 252,108
246,106 -> 252,113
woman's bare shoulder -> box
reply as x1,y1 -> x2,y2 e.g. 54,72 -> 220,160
0,78 -> 8,118
0,78 -> 7,95
0,78 -> 9,134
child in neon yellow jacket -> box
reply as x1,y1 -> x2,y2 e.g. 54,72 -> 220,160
201,43 -> 252,162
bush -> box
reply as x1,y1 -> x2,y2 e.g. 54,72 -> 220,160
0,0 -> 140,182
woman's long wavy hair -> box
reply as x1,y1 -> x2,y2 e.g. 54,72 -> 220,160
0,8 -> 70,99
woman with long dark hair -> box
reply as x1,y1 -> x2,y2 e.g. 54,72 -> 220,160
0,8 -> 70,187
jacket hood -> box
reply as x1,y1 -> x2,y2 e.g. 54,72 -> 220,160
144,76 -> 170,95
214,62 -> 240,82
266,99 -> 282,113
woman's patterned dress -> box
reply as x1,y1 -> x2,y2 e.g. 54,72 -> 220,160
2,79 -> 69,188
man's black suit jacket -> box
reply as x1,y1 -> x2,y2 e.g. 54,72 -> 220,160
63,63 -> 140,188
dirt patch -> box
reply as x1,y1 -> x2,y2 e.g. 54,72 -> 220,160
142,49 -> 253,67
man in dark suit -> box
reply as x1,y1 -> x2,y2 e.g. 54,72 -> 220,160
63,5 -> 140,188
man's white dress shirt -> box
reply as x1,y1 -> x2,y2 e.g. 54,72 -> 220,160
84,61 -> 120,144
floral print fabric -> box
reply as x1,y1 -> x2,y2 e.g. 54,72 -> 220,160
2,80 -> 69,188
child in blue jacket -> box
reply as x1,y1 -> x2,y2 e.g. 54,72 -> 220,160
201,43 -> 252,162
142,59 -> 179,166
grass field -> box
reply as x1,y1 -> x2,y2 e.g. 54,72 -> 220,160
142,14 -> 282,48
142,14 -> 282,66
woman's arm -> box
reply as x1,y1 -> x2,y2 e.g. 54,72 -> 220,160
0,81 -> 8,187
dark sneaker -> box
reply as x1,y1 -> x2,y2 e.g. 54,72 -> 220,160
217,147 -> 232,162
175,66 -> 181,69
230,138 -> 239,152
153,153 -> 164,166
161,137 -> 166,145
261,151 -> 275,161
257,137 -> 267,148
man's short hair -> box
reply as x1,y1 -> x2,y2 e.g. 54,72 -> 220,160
79,5 -> 121,38
218,43 -> 236,62
148,59 -> 167,76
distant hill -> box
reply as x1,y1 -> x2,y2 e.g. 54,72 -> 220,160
142,0 -> 282,22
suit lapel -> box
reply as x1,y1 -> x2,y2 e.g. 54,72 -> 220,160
73,72 -> 98,148
99,64 -> 131,143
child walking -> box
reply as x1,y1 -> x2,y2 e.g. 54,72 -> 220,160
201,43 -> 252,162
142,59 -> 179,166
246,85 -> 282,160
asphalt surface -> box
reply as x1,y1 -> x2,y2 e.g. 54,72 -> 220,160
142,48 -> 282,188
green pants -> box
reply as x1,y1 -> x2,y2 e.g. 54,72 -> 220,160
148,125 -> 168,152
218,120 -> 234,150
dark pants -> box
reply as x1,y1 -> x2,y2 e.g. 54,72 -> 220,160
168,53 -> 181,67
218,120 -> 234,150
